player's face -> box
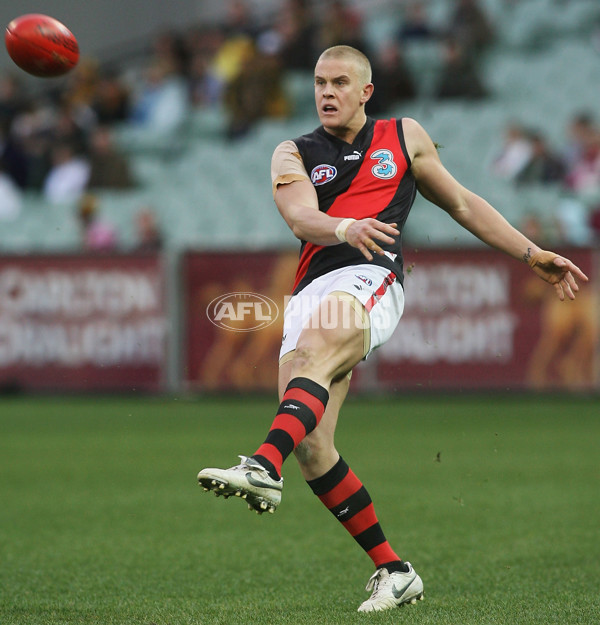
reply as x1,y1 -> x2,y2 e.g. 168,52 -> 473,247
314,56 -> 372,140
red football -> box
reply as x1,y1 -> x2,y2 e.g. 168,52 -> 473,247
5,14 -> 79,78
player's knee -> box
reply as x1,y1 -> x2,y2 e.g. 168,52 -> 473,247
294,440 -> 329,472
294,440 -> 313,466
290,344 -> 321,376
294,431 -> 334,468
292,340 -> 346,375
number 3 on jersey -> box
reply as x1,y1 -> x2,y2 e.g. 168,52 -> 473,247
370,149 -> 397,179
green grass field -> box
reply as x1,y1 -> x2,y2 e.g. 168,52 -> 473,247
1,394 -> 599,625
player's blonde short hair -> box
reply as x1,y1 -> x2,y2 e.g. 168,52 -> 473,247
317,45 -> 372,86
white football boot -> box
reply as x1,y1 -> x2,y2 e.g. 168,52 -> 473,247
357,563 -> 424,612
197,455 -> 283,514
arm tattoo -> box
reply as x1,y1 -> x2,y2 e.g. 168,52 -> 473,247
522,247 -> 532,263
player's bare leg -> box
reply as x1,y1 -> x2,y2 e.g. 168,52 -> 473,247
280,303 -> 423,612
287,293 -> 367,389
198,293 -> 364,512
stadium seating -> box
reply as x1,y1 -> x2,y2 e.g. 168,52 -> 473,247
1,2 -> 599,253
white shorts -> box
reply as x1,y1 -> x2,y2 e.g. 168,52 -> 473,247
279,264 -> 405,362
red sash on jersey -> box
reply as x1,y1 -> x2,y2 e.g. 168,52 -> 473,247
293,119 -> 408,293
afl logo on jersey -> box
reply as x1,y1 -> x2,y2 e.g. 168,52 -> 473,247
311,164 -> 337,185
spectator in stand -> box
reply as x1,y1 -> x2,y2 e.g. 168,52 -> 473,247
188,49 -> 213,107
491,121 -> 533,180
589,205 -> 600,242
368,42 -> 417,114
433,37 -> 488,100
52,103 -> 89,155
186,27 -> 227,107
151,29 -> 190,77
43,102 -> 92,197
0,159 -> 22,221
564,127 -> 600,194
398,1 -> 436,42
315,0 -> 367,53
275,0 -> 317,71
223,40 -> 289,139
43,140 -> 90,204
86,125 -> 136,190
206,34 -> 255,109
447,0 -> 495,57
516,131 -> 566,186
91,69 -> 131,124
223,0 -> 259,39
201,0 -> 261,105
1,75 -> 29,188
0,119 -> 27,188
77,193 -> 118,252
59,59 -> 102,144
563,112 -> 599,175
0,73 -> 27,186
10,98 -> 56,190
129,57 -> 189,135
61,58 -> 100,116
555,120 -> 600,247
0,73 -> 26,130
134,206 -> 164,252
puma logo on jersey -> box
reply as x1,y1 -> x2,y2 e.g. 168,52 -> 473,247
344,150 -> 363,161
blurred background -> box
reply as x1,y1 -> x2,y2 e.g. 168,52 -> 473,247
0,0 -> 599,394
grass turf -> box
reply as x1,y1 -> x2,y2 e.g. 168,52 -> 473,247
0,394 -> 599,625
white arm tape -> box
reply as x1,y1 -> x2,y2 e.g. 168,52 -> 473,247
335,218 -> 356,242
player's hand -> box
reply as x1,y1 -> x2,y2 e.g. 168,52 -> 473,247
528,250 -> 589,301
345,219 -> 400,261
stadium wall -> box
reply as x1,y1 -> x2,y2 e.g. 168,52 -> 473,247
0,253 -> 168,392
182,248 -> 599,394
1,248 -> 597,394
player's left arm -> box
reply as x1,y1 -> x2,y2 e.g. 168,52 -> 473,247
403,117 -> 588,300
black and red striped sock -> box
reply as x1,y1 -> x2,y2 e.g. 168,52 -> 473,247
253,377 -> 329,480
307,456 -> 407,573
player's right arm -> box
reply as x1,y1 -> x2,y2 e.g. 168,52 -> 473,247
272,140 -> 398,260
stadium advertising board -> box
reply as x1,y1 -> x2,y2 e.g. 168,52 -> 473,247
183,250 -> 298,392
183,248 -> 598,393
377,248 -> 598,391
0,254 -> 168,392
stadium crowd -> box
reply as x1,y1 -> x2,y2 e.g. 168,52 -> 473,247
491,113 -> 600,245
0,0 -> 599,244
